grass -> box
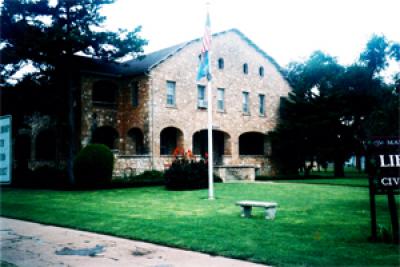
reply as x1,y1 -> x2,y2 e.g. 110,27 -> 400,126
275,178 -> 369,187
1,183 -> 399,266
258,167 -> 370,187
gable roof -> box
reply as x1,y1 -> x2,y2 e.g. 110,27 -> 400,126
78,28 -> 284,77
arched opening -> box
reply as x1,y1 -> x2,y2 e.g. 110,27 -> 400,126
160,127 -> 184,155
91,126 -> 119,150
192,129 -> 231,164
36,129 -> 56,160
126,127 -> 145,155
92,80 -> 118,105
239,132 -> 265,155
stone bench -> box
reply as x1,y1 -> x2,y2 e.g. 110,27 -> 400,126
236,200 -> 278,220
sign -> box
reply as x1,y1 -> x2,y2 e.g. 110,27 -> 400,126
368,137 -> 400,195
366,136 -> 400,243
0,115 -> 12,184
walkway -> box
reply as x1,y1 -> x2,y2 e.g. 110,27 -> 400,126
0,217 -> 267,267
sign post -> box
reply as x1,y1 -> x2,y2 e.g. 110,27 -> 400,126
0,115 -> 12,184
366,137 -> 400,243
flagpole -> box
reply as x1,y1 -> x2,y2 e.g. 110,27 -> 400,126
207,77 -> 214,200
206,2 -> 214,200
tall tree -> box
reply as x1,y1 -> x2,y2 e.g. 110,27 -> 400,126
271,35 -> 398,177
0,0 -> 148,183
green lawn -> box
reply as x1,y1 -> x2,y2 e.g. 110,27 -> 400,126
275,178 -> 369,187
1,183 -> 399,266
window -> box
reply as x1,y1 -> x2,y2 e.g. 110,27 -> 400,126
243,63 -> 248,74
218,58 -> 224,69
197,85 -> 207,108
131,82 -> 139,107
242,91 -> 249,114
259,94 -> 265,116
259,66 -> 264,77
217,88 -> 225,111
166,81 -> 176,106
92,80 -> 118,105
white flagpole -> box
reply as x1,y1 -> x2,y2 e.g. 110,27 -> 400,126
206,2 -> 214,200
207,78 -> 214,200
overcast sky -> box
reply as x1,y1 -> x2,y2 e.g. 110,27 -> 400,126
102,0 -> 400,69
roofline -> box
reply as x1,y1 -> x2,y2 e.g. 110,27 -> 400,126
145,28 -> 285,75
80,70 -> 122,78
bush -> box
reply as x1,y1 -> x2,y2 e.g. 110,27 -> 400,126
112,170 -> 164,187
165,158 -> 222,190
73,144 -> 114,188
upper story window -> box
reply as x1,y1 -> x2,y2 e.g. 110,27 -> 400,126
166,81 -> 176,106
197,85 -> 207,109
243,63 -> 248,74
242,91 -> 250,114
218,58 -> 224,70
259,94 -> 265,116
92,80 -> 118,105
131,81 -> 139,107
259,66 -> 264,77
217,88 -> 225,112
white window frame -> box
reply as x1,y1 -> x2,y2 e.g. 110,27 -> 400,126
197,85 -> 207,109
217,88 -> 225,112
242,91 -> 250,114
259,94 -> 265,116
166,81 -> 176,106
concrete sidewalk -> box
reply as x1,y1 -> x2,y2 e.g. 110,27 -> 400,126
0,217 -> 267,267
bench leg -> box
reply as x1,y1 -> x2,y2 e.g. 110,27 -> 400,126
265,207 -> 276,220
241,206 -> 252,218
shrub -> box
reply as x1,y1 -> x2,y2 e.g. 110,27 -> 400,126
165,157 -> 222,190
73,144 -> 114,188
112,170 -> 164,187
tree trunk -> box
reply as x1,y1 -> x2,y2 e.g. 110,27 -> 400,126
355,155 -> 361,172
66,66 -> 76,185
334,159 -> 345,177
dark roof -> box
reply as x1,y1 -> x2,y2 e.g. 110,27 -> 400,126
77,28 -> 284,77
119,43 -> 185,76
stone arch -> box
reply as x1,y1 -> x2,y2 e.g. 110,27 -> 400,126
126,127 -> 145,155
36,129 -> 56,160
192,129 -> 231,163
91,126 -> 119,150
239,132 -> 265,155
160,127 -> 184,155
92,80 -> 118,105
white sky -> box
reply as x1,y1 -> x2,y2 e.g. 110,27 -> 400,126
102,0 -> 400,68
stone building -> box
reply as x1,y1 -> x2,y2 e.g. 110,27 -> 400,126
11,28 -> 291,181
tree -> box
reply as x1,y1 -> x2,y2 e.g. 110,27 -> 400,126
274,51 -> 351,177
271,35 -> 398,177
0,0 -> 148,183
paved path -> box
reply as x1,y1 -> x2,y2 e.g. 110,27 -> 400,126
0,217 -> 267,267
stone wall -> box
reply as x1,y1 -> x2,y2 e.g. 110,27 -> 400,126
113,155 -> 152,177
80,74 -> 151,153
79,30 -> 291,178
148,30 -> 291,174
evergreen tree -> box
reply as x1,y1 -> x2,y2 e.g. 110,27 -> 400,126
0,0 -> 148,183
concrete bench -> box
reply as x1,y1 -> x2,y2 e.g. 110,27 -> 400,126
236,200 -> 278,220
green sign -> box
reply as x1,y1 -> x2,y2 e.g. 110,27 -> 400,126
0,115 -> 12,184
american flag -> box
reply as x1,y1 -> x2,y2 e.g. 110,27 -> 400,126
201,13 -> 211,53
197,12 -> 212,81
